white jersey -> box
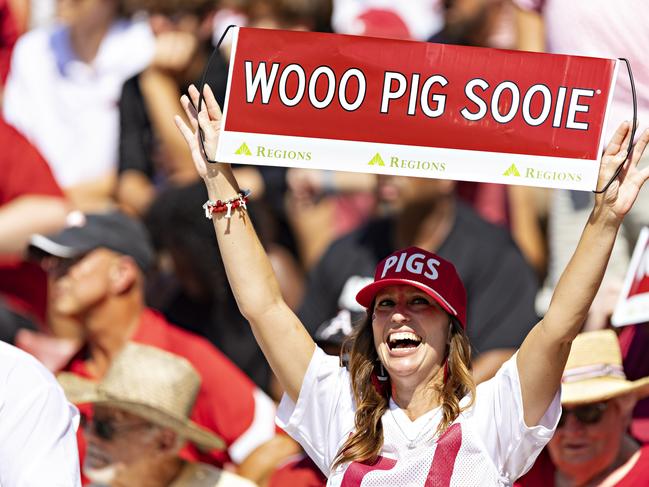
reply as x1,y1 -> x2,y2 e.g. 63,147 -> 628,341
277,348 -> 560,487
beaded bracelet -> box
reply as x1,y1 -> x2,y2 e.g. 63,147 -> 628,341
203,190 -> 251,219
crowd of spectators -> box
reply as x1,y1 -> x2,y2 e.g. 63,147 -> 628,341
0,0 -> 648,486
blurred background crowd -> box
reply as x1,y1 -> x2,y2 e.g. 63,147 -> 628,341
1,0 -> 648,485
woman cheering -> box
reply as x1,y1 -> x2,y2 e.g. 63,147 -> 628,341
175,83 -> 649,486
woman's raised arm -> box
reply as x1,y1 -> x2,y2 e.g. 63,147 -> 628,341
175,84 -> 315,402
517,121 -> 649,427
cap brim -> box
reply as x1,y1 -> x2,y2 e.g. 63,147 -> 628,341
28,234 -> 84,260
355,278 -> 458,318
561,377 -> 649,406
28,233 -> 90,259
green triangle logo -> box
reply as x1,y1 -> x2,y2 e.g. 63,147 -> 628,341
235,142 -> 252,156
368,153 -> 385,166
503,164 -> 521,177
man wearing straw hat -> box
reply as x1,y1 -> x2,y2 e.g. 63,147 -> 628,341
59,342 -> 256,487
516,329 -> 649,486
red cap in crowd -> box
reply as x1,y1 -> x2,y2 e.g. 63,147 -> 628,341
355,247 -> 467,328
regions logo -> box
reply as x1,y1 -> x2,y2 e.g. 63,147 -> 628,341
368,153 -> 386,166
502,163 -> 582,182
235,142 -> 252,156
367,153 -> 446,172
257,145 -> 312,161
503,164 -> 521,177
524,168 -> 582,182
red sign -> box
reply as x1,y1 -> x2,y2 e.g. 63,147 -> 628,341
217,28 -> 618,190
627,239 -> 649,297
613,228 -> 649,327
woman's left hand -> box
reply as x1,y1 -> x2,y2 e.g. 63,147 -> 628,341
595,121 -> 649,221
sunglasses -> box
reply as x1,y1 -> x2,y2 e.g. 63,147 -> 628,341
83,415 -> 152,441
558,402 -> 609,428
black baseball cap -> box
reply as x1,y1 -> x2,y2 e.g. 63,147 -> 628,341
28,211 -> 154,272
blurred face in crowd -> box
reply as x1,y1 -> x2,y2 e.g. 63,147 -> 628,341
372,285 -> 450,385
376,174 -> 456,210
84,406 -> 179,486
547,397 -> 634,481
148,11 -> 207,74
43,248 -> 135,319
149,12 -> 201,36
56,0 -> 117,28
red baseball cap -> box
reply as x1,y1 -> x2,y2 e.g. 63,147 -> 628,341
355,247 -> 467,328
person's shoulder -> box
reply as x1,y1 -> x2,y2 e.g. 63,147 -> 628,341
0,341 -> 59,390
103,18 -> 154,74
7,24 -> 69,86
143,308 -> 221,353
8,25 -> 58,70
110,18 -> 154,47
141,308 -> 253,380
13,24 -> 58,49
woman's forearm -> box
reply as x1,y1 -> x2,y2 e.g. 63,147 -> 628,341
203,164 -> 285,318
203,163 -> 315,401
542,209 -> 621,342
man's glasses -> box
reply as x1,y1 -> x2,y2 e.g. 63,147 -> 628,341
558,402 -> 608,428
83,415 -> 153,441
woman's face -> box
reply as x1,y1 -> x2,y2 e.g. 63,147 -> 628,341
372,285 -> 450,385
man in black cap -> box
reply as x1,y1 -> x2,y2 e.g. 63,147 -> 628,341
28,211 -> 289,478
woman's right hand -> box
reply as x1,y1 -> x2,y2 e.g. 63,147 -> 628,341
174,84 -> 223,181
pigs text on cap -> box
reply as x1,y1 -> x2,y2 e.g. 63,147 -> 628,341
355,246 -> 467,328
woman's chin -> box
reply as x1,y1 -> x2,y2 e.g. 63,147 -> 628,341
385,350 -> 425,378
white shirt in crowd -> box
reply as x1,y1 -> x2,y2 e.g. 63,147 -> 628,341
0,341 -> 81,486
278,348 -> 560,487
3,18 -> 154,188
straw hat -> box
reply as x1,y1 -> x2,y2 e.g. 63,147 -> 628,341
561,329 -> 649,406
57,343 -> 224,451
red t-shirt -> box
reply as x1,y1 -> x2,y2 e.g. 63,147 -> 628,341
66,308 -> 272,467
0,120 -> 64,325
515,445 -> 649,486
619,324 -> 649,444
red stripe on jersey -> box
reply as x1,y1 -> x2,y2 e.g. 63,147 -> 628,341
341,455 -> 397,486
426,423 -> 463,487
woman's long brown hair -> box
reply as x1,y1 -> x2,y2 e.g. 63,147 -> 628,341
332,313 -> 475,470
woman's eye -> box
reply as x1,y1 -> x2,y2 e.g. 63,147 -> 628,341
412,297 -> 430,305
377,299 -> 394,307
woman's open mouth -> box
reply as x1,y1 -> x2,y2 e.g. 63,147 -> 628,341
387,331 -> 422,355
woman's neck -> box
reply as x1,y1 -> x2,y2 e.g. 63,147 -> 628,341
391,367 -> 444,420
